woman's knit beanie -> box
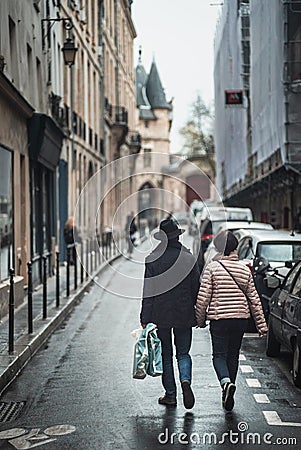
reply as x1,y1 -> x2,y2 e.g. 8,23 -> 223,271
213,230 -> 238,256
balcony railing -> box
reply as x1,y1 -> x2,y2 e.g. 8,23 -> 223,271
49,93 -> 68,129
104,98 -> 128,125
127,131 -> 142,154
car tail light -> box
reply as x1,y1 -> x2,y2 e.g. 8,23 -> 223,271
201,233 -> 214,241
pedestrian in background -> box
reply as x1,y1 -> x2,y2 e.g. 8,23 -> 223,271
125,212 -> 137,255
140,218 -> 200,409
64,216 -> 81,264
195,230 -> 268,412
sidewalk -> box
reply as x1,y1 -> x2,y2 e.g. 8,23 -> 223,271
0,251 -> 122,396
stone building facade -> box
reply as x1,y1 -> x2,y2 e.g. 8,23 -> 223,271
134,56 -> 173,226
0,0 -> 50,293
214,0 -> 301,229
0,0 -> 139,299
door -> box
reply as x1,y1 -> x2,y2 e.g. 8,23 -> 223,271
273,264 -> 301,347
282,268 -> 301,346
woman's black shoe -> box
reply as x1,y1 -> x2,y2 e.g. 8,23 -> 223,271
181,381 -> 195,409
222,382 -> 236,411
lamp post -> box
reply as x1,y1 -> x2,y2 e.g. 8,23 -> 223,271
42,16 -> 78,259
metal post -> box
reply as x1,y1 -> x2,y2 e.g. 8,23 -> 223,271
56,251 -> 60,307
27,262 -> 33,334
80,241 -> 84,284
89,241 -> 94,275
8,268 -> 15,354
42,256 -> 47,319
86,239 -> 89,279
74,244 -> 77,290
95,238 -> 99,267
66,246 -> 70,297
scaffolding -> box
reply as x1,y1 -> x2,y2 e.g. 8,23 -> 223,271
283,0 -> 301,166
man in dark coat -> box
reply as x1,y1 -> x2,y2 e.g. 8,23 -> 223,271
140,219 -> 200,408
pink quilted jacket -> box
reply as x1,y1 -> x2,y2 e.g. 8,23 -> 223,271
195,252 -> 268,335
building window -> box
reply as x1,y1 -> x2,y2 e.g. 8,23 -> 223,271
89,128 -> 93,146
0,146 -> 13,282
36,57 -> 42,109
9,16 -> 18,84
144,148 -> 151,168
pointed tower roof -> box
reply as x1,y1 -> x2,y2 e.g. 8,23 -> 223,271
146,61 -> 171,110
135,48 -> 157,119
135,63 -> 148,107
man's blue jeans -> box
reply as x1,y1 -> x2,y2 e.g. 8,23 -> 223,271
157,328 -> 192,398
210,318 -> 248,386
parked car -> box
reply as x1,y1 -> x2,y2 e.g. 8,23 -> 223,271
266,259 -> 301,387
193,206 -> 253,269
235,229 -> 301,318
236,229 -> 301,273
204,221 -> 274,264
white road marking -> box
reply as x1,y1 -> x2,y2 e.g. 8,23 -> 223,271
239,354 -> 246,361
263,411 -> 301,427
253,394 -> 270,403
0,425 -> 76,449
240,365 -> 254,373
246,378 -> 261,387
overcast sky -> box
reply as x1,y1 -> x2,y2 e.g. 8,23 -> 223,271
132,0 -> 221,153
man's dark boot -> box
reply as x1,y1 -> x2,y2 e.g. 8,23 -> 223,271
158,395 -> 177,406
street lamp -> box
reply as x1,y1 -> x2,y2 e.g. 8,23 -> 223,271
62,37 -> 78,67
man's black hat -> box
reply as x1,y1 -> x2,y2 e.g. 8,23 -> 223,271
154,218 -> 185,240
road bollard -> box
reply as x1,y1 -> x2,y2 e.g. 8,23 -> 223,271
66,246 -> 70,297
90,247 -> 93,274
42,256 -> 47,319
8,268 -> 15,354
27,262 -> 33,334
74,245 -> 77,290
86,239 -> 89,280
56,251 -> 60,308
80,241 -> 84,284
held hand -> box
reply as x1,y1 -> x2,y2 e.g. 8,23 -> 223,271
141,323 -> 147,329
196,322 -> 207,329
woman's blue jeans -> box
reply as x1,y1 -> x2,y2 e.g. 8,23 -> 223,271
210,318 -> 248,386
157,328 -> 192,398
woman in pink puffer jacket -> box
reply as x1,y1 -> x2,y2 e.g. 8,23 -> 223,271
195,230 -> 268,412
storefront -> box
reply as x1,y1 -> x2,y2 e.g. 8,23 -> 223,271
0,146 -> 13,282
0,71 -> 33,312
28,113 -> 64,285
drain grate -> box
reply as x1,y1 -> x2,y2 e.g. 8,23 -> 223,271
0,402 -> 26,423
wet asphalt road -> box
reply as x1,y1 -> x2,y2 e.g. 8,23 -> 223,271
0,237 -> 301,449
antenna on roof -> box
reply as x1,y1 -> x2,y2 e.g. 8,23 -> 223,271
138,45 -> 142,63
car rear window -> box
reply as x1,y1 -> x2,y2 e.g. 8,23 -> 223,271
257,242 -> 301,262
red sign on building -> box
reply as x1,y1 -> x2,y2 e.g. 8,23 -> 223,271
225,90 -> 243,107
